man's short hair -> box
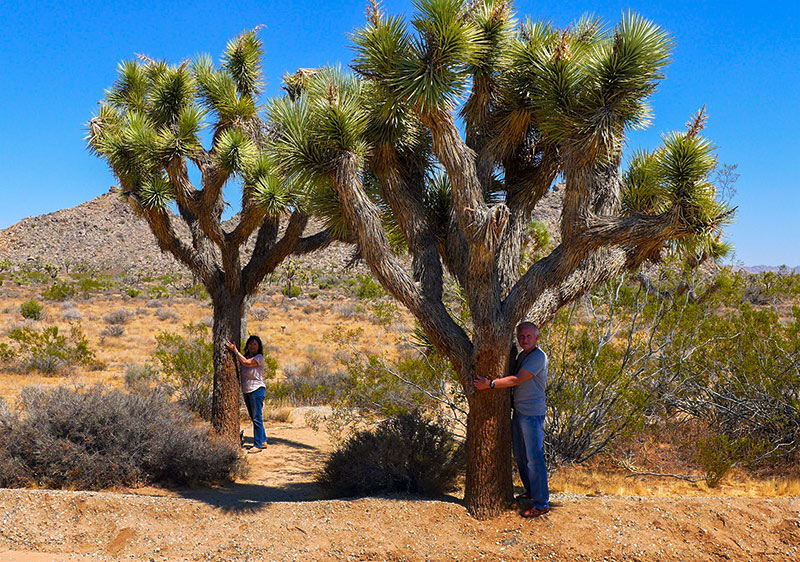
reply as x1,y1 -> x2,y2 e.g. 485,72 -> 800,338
517,321 -> 539,335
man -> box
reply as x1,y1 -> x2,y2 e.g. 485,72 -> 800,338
474,322 -> 550,517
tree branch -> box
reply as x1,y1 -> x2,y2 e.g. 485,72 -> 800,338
372,144 -> 444,301
560,159 -> 622,243
421,109 -> 509,254
126,192 -> 218,287
330,150 -> 473,376
241,210 -> 309,295
504,205 -> 691,323
292,226 -> 342,255
228,201 -> 266,247
165,157 -> 227,249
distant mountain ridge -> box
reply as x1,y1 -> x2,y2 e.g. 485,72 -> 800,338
734,265 -> 800,274
0,187 -> 354,276
2,187 -> 791,277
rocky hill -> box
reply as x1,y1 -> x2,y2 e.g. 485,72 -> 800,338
0,187 -> 356,276
0,186 -> 566,277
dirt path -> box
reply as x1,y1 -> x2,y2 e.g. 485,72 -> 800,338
1,416 -> 798,561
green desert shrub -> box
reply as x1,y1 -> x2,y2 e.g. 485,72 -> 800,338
148,284 -> 170,299
151,324 -> 214,420
265,364 -> 344,406
678,304 -> 800,467
20,299 -> 43,320
281,284 -> 301,297
317,411 -> 462,498
0,385 -> 245,489
71,273 -> 116,297
695,434 -> 744,487
124,362 -> 159,391
42,280 -> 76,301
353,273 -> 385,300
265,348 -> 342,406
264,354 -> 279,380
1,324 -> 95,374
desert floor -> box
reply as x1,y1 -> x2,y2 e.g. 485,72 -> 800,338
0,411 -> 799,561
1,288 -> 799,560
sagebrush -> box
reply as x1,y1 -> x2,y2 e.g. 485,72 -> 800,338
0,385 -> 245,489
317,411 -> 462,498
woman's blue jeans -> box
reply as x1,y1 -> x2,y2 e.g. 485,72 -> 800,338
243,386 -> 267,448
512,411 -> 549,509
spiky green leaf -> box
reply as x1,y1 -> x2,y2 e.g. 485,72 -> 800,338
138,175 -> 175,210
215,128 -> 257,173
222,29 -> 264,98
251,174 -> 290,215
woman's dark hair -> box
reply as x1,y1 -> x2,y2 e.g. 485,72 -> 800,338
243,335 -> 263,358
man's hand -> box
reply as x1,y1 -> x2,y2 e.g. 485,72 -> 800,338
473,375 -> 492,390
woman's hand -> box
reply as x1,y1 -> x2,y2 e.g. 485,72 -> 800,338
225,341 -> 238,353
473,375 -> 492,390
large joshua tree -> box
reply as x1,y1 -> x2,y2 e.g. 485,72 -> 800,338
272,0 -> 732,518
86,31 -> 337,443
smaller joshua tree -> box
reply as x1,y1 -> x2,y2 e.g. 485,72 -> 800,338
86,30 -> 338,442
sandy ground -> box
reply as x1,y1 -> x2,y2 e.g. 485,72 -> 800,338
1,288 -> 799,560
1,412 -> 799,561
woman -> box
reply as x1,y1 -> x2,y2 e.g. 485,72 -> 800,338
225,335 -> 268,453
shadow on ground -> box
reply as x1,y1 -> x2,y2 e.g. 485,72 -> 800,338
264,436 -> 318,450
175,481 -> 324,512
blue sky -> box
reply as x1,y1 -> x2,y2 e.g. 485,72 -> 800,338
1,0 -> 798,266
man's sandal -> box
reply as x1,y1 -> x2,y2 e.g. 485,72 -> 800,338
521,506 -> 550,518
515,492 -> 531,500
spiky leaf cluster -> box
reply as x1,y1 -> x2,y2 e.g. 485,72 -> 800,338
269,68 -> 370,237
499,11 -> 672,163
270,67 -> 417,245
622,130 -> 733,261
352,0 -> 489,114
87,30 -> 289,216
466,0 -> 516,77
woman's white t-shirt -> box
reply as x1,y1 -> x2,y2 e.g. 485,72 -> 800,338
240,354 -> 266,394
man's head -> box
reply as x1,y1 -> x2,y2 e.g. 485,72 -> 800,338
516,322 -> 540,352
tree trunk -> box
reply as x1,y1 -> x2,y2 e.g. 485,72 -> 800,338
463,351 -> 514,519
210,293 -> 245,445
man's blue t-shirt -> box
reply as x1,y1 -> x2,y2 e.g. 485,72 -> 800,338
513,347 -> 547,416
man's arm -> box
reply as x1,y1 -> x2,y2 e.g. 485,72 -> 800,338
474,368 -> 535,390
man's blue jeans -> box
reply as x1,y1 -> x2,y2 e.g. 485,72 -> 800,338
512,411 -> 549,509
243,386 -> 267,448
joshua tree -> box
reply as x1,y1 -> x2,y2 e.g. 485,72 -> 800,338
271,0 -> 732,518
87,31 -> 337,443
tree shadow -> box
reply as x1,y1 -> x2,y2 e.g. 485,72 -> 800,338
174,481 -> 324,513
173,484 -> 463,513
